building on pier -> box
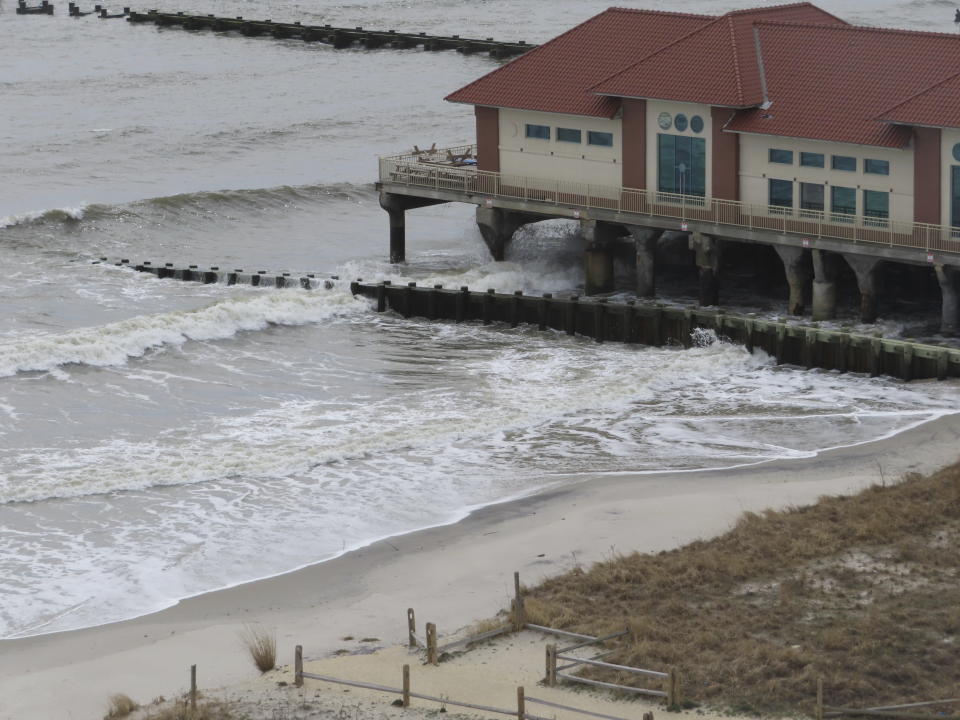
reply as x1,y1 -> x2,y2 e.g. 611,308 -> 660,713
377,2 -> 960,333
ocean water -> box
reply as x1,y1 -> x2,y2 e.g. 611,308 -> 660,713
1,0 -> 959,640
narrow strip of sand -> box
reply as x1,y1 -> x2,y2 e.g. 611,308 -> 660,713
2,411 -> 959,720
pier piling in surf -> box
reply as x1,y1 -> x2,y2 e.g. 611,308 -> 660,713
17,0 -> 54,15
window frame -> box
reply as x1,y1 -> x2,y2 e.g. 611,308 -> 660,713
587,130 -> 614,147
831,155 -> 857,172
830,185 -> 857,221
800,152 -> 825,168
556,127 -> 582,144
769,178 -> 794,211
769,148 -> 794,165
864,158 -> 890,176
525,124 -> 551,141
800,182 -> 825,213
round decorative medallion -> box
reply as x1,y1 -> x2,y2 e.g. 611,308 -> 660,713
657,112 -> 672,130
690,115 -> 704,133
674,113 -> 688,132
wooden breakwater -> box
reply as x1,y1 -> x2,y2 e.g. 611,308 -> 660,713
126,10 -> 535,57
352,281 -> 960,382
103,259 -> 960,381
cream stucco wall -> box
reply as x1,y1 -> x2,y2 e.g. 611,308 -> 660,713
644,100 -> 713,197
941,128 -> 960,229
739,134 -> 913,222
498,109 -> 622,189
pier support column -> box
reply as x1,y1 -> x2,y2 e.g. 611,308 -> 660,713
582,219 -> 617,296
812,249 -> 842,321
689,232 -> 720,307
628,227 -> 664,298
935,264 -> 960,335
844,255 -> 884,324
379,192 -> 446,264
774,245 -> 810,316
475,206 -> 532,261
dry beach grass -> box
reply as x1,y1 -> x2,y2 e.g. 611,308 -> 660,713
521,463 -> 960,715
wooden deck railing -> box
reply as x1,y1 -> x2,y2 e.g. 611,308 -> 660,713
379,149 -> 960,256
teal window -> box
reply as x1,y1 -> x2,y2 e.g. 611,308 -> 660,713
832,155 -> 856,171
863,190 -> 889,220
769,149 -> 794,164
525,124 -> 550,140
800,182 -> 824,212
769,179 -> 793,208
831,185 -> 856,218
864,159 -> 889,175
800,152 -> 825,168
690,115 -> 704,133
587,131 -> 613,147
556,127 -> 581,143
657,134 -> 706,196
952,166 -> 960,227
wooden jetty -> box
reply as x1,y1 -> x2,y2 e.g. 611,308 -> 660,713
126,10 -> 535,57
16,0 -> 54,14
101,258 -> 960,381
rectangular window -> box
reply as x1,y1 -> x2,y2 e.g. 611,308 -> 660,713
657,134 -> 706,197
863,190 -> 889,223
525,124 -> 550,140
587,131 -> 613,147
953,166 -> 960,228
769,179 -> 793,209
556,127 -> 581,143
800,182 -> 825,212
769,149 -> 794,164
832,155 -> 857,171
864,159 -> 890,175
831,185 -> 856,220
800,152 -> 825,168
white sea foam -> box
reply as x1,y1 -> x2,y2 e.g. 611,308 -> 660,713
0,288 -> 369,378
0,203 -> 88,229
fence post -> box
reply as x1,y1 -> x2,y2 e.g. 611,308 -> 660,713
295,645 -> 303,688
517,686 -> 526,720
666,666 -> 680,707
408,608 -> 417,648
545,644 -> 557,686
816,678 -> 824,720
426,623 -> 438,665
403,664 -> 411,708
513,571 -> 525,631
190,664 -> 197,709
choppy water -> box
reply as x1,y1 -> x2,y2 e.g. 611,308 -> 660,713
1,0 -> 959,639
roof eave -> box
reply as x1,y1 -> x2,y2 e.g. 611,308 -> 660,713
724,127 -> 911,149
592,91 -> 756,109
877,118 -> 960,131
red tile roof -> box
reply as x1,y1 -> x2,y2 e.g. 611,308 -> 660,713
444,8 -> 713,118
591,3 -> 846,108
725,22 -> 960,147
876,71 -> 960,130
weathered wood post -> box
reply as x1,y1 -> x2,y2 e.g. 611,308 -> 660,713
190,664 -> 197,709
539,293 -> 551,331
407,608 -> 417,648
625,300 -> 636,343
744,318 -> 755,353
937,348 -> 950,380
652,306 -> 664,346
902,344 -> 914,381
815,678 -> 824,720
545,644 -> 557,686
426,623 -> 438,665
405,282 -> 416,319
483,288 -> 495,325
511,290 -> 522,328
595,299 -> 606,343
517,686 -> 526,720
775,323 -> 787,364
456,286 -> 468,323
513,571 -> 525,631
430,284 -> 442,318
666,666 -> 680,707
869,336 -> 883,377
295,645 -> 303,687
376,282 -> 387,312
403,664 -> 411,707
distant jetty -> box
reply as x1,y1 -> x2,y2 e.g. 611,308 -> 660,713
126,10 -> 535,58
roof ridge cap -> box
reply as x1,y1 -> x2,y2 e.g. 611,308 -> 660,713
607,6 -> 715,19
875,68 -> 960,120
755,18 -> 960,38
726,16 -> 747,106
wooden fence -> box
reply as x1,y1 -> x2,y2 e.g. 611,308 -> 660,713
816,680 -> 960,720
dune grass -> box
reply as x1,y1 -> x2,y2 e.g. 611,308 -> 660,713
239,624 -> 276,674
104,694 -> 139,719
521,462 -> 960,715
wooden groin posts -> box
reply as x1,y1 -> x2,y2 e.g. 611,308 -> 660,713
190,664 -> 198,710
16,0 -> 55,14
125,10 -> 535,58
512,570 -> 525,632
295,645 -> 303,688
425,622 -> 438,666
351,281 -> 960,382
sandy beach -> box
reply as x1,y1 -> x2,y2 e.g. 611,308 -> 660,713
3,409 -> 959,720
